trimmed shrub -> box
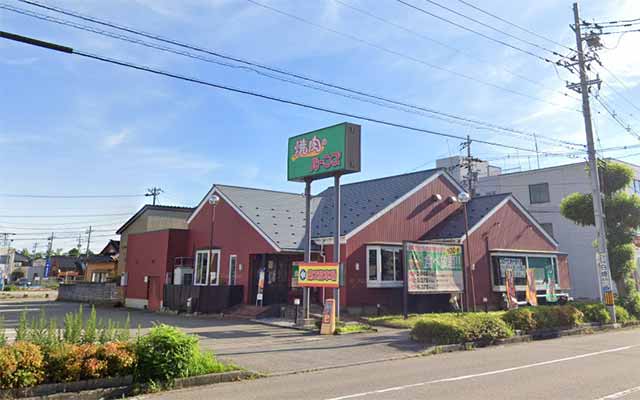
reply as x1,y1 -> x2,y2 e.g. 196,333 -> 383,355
502,308 -> 536,332
78,344 -> 108,380
186,351 -> 233,377
621,292 -> 640,319
532,305 -> 583,330
575,303 -> 611,324
44,344 -> 83,383
615,305 -> 633,324
0,346 -> 18,388
411,313 -> 513,345
102,342 -> 136,377
134,324 -> 198,384
4,342 -> 45,388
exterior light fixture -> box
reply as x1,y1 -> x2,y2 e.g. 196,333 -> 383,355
208,194 -> 220,206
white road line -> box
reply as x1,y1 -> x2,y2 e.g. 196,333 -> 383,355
325,345 -> 638,400
594,386 -> 640,399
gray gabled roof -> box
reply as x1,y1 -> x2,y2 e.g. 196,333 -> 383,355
311,169 -> 443,238
423,193 -> 511,240
215,169 -> 449,251
216,185 -> 312,251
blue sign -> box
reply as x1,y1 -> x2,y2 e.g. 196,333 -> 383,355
44,259 -> 51,278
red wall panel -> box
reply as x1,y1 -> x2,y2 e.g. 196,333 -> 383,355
345,175 -> 461,308
186,195 -> 278,303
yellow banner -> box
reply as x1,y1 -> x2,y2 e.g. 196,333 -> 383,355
296,263 -> 339,288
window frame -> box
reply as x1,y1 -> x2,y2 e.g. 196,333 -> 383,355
490,251 -> 559,292
366,245 -> 403,288
528,182 -> 550,204
194,249 -> 220,286
228,255 -> 237,286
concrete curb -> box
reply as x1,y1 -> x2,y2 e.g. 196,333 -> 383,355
0,371 -> 258,400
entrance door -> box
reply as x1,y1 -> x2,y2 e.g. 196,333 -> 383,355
147,276 -> 162,311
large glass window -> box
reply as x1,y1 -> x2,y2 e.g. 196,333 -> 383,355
529,183 -> 550,204
194,250 -> 220,286
491,253 -> 559,289
367,246 -> 402,287
195,251 -> 209,286
229,255 -> 237,286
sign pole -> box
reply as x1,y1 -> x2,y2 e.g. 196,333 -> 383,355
334,174 -> 341,320
304,179 -> 312,320
403,241 -> 408,320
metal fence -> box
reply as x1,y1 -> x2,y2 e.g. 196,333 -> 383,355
163,284 -> 243,314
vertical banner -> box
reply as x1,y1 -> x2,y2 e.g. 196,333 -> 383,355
545,269 -> 557,303
505,269 -> 518,309
526,268 -> 538,306
256,267 -> 265,306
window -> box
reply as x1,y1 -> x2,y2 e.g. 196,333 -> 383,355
540,223 -> 554,238
634,179 -> 640,194
491,253 -> 559,290
366,246 -> 403,288
229,255 -> 237,286
194,250 -> 220,286
529,183 -> 550,204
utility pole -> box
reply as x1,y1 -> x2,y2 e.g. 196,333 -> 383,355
145,187 -> 163,206
32,242 -> 38,256
0,233 -> 14,248
460,136 -> 480,197
533,133 -> 541,169
85,226 -> 92,258
77,233 -> 83,255
570,2 -> 616,322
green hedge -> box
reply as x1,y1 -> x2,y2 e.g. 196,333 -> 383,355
411,313 -> 513,345
574,303 -> 611,324
502,305 -> 583,332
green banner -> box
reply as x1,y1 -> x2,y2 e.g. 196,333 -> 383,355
404,242 -> 463,293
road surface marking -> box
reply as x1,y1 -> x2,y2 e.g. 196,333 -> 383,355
594,386 -> 640,399
325,345 -> 637,400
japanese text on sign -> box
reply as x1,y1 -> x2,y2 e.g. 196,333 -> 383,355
404,242 -> 463,293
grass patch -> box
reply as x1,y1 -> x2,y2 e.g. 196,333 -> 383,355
367,311 -> 506,330
335,323 -> 375,335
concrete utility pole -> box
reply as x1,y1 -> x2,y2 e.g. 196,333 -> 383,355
571,2 -> 616,322
145,187 -> 163,206
85,226 -> 92,258
533,133 -> 541,169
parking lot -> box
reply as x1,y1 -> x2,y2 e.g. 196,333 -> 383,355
0,299 -> 421,374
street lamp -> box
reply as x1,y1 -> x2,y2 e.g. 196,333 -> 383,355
208,194 -> 220,286
459,191 -> 476,312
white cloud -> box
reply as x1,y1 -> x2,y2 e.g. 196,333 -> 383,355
104,129 -> 129,147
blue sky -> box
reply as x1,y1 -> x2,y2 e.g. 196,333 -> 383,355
1,0 -> 640,252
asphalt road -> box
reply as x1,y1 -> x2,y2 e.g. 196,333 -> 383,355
143,328 -> 640,400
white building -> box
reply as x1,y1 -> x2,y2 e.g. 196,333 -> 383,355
436,156 -> 502,190
475,159 -> 640,300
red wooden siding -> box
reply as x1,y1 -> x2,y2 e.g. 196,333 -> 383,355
465,201 -> 565,307
186,195 -> 278,303
344,175 -> 461,308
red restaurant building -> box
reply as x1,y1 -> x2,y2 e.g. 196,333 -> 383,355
123,168 -> 569,313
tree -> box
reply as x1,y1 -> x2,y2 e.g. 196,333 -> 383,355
67,248 -> 81,257
20,248 -> 31,258
52,248 -> 64,256
10,269 -> 25,281
560,161 -> 640,297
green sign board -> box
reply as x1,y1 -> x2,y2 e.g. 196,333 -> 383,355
404,242 -> 463,293
287,122 -> 361,182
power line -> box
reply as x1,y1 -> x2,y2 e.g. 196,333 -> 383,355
419,0 -> 565,57
598,64 -> 640,114
593,94 -> 640,140
0,212 -> 133,218
0,192 -> 144,198
454,0 -> 575,52
1,30 -> 571,156
2,4 -> 582,150
394,0 -> 563,66
244,0 -> 579,111
332,0 -> 579,100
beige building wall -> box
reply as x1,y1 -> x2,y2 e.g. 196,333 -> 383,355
118,209 -> 191,276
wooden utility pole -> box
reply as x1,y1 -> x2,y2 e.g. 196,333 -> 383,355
145,187 -> 163,205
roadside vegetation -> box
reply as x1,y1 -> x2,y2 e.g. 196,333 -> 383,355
370,302 -> 639,345
0,306 -> 236,392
